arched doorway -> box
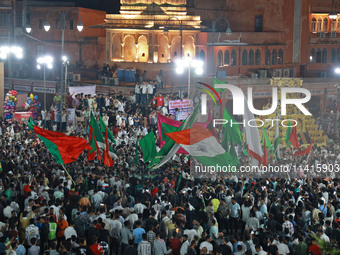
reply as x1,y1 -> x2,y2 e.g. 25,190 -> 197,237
158,35 -> 169,63
137,35 -> 148,62
170,36 -> 181,61
123,35 -> 136,62
111,35 -> 122,60
183,36 -> 195,59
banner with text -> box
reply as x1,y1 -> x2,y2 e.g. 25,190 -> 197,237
69,85 -> 96,98
168,99 -> 193,120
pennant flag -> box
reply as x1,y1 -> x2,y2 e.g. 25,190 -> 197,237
157,113 -> 187,154
99,115 -> 116,144
165,125 -> 237,167
134,137 -> 139,165
32,126 -> 91,165
103,128 -> 113,167
87,125 -> 99,162
274,112 -> 280,160
213,78 -> 227,92
90,112 -> 105,148
293,139 -> 314,157
285,120 -> 300,150
148,105 -> 199,169
261,125 -> 272,150
139,131 -> 157,162
263,139 -> 268,166
28,117 -> 35,130
222,107 -> 242,145
244,97 -> 263,165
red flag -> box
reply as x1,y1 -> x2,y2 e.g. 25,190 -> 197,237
293,139 -> 314,157
103,128 -> 113,167
32,126 -> 92,165
289,125 -> 300,150
263,139 -> 268,166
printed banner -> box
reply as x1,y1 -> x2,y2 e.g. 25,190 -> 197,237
69,85 -> 96,98
13,112 -> 33,122
168,99 -> 193,120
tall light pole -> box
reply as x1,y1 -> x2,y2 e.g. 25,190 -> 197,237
164,17 -> 183,96
211,17 -> 232,85
62,56 -> 69,93
44,8 -> 83,127
175,58 -> 204,99
37,55 -> 53,128
0,46 -> 23,117
335,67 -> 340,137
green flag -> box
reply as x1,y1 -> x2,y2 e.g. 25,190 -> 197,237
90,112 -> 105,148
229,142 -> 240,167
99,115 -> 116,144
213,78 -> 227,92
222,107 -> 242,145
161,122 -> 181,143
139,131 -> 157,162
148,105 -> 199,169
261,125 -> 272,150
274,112 -> 280,160
28,117 -> 35,130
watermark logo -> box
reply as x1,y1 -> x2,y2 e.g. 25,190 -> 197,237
201,84 -> 312,116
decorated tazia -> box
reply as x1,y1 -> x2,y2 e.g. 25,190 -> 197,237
22,93 -> 41,118
4,90 -> 18,120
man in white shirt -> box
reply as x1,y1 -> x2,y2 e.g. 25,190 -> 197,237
199,236 -> 213,255
141,82 -> 148,105
147,82 -> 153,104
180,234 -> 189,255
276,237 -> 290,255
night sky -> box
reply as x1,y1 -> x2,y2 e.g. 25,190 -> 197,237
40,0 -> 121,14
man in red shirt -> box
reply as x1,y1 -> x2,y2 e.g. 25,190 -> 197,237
88,235 -> 103,255
308,238 -> 321,255
156,93 -> 164,109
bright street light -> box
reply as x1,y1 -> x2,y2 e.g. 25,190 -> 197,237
44,21 -> 51,32
77,21 -> 84,32
175,58 -> 204,98
37,55 -> 53,128
335,67 -> 340,74
0,46 -> 23,60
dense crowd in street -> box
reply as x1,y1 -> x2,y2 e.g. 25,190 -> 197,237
0,84 -> 340,255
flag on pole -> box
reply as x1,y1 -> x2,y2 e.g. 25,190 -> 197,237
148,105 -> 199,169
274,112 -> 280,160
293,139 -> 314,157
222,107 -> 242,145
87,125 -> 100,162
244,97 -> 263,165
103,128 -> 113,167
139,131 -> 157,162
166,125 -> 237,167
32,126 -> 91,165
261,125 -> 272,149
285,120 -> 300,150
90,112 -> 105,149
99,115 -> 116,144
263,139 -> 268,166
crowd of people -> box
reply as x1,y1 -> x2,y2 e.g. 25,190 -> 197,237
0,86 -> 340,255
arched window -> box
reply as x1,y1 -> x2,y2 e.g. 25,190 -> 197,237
200,50 -> 205,61
249,49 -> 254,65
323,17 -> 328,32
265,49 -> 270,65
255,49 -> 260,65
242,50 -> 247,65
278,49 -> 283,64
317,17 -> 322,32
331,48 -> 336,63
310,48 -> 315,63
272,49 -> 277,65
224,50 -> 230,65
231,50 -> 236,66
331,19 -> 337,32
337,48 -> 340,62
316,48 -> 321,63
217,50 -> 223,66
322,48 -> 327,63
311,17 -> 317,32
